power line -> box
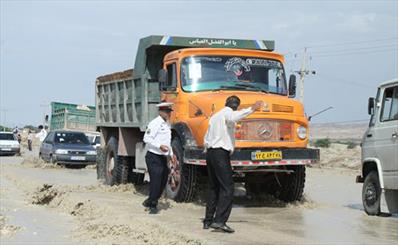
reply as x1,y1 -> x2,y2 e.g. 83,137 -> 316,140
309,44 -> 397,55
283,37 -> 398,56
316,73 -> 375,89
306,37 -> 398,49
312,48 -> 397,58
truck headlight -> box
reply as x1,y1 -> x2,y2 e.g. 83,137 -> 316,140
297,126 -> 307,139
86,150 -> 97,155
55,149 -> 68,154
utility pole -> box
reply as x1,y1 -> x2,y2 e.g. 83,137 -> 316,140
0,108 -> 8,127
294,48 -> 316,103
40,102 -> 50,128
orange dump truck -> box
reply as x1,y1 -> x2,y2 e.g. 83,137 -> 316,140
95,35 -> 320,202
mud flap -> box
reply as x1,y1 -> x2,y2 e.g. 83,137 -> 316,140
134,142 -> 148,183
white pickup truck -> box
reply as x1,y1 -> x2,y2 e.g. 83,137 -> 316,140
357,78 -> 398,215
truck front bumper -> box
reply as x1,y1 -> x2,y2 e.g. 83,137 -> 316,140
184,148 -> 320,167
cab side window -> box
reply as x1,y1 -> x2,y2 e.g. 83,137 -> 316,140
165,63 -> 177,91
380,86 -> 398,122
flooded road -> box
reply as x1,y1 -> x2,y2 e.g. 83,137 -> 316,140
1,150 -> 397,244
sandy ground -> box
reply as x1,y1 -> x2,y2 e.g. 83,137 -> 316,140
1,144 -> 398,245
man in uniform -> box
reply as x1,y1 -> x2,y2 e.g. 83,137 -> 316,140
203,95 -> 263,233
142,102 -> 177,214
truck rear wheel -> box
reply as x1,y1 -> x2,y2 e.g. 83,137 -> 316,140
274,165 -> 306,202
104,137 -> 126,186
96,147 -> 106,180
165,137 -> 198,202
362,171 -> 381,216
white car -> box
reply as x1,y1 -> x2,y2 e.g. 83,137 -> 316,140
357,78 -> 398,215
0,132 -> 21,156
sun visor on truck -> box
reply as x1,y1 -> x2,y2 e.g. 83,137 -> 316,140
133,35 -> 275,80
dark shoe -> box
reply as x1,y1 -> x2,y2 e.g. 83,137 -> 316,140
142,199 -> 150,208
203,221 -> 212,230
210,222 -> 235,233
149,207 -> 158,214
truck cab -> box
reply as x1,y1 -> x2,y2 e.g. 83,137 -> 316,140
357,78 -> 398,215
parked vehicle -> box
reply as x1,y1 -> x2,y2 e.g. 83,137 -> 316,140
50,101 -> 96,132
86,132 -> 101,149
357,78 -> 398,215
96,35 -> 320,202
39,130 -> 97,165
0,132 -> 20,156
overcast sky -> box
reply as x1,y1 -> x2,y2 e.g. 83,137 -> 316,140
1,0 -> 397,127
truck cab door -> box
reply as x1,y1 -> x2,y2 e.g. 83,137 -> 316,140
375,85 -> 398,190
161,62 -> 179,121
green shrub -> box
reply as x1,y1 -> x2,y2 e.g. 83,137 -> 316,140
347,141 -> 357,149
314,138 -> 331,148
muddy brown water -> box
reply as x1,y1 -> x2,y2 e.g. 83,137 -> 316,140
1,149 -> 397,244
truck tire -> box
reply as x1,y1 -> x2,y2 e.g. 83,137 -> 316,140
96,147 -> 106,180
118,157 -> 130,184
104,137 -> 126,186
274,165 -> 306,202
165,137 -> 198,202
362,171 -> 381,216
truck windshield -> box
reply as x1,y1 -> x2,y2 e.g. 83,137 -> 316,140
181,56 -> 287,95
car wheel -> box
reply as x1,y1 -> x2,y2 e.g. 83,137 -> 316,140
362,171 -> 381,215
49,155 -> 56,164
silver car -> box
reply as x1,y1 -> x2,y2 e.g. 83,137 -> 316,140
0,132 -> 20,156
39,130 -> 97,166
357,78 -> 398,215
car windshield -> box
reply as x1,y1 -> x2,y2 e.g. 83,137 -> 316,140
0,133 -> 15,140
181,56 -> 287,94
54,132 -> 90,145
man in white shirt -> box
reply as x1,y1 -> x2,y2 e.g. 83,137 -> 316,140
143,102 -> 177,214
203,95 -> 263,233
35,125 -> 48,142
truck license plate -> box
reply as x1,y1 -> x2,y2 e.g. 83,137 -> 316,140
251,151 -> 282,161
71,156 -> 85,161
1,148 -> 11,151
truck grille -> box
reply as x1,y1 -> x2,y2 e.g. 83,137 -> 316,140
235,119 -> 293,142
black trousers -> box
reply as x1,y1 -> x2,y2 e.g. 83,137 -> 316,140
204,148 -> 234,224
145,151 -> 169,207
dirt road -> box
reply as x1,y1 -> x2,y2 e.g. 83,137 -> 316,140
1,150 -> 397,245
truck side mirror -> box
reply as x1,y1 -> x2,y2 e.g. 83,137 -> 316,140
368,97 -> 375,115
288,74 -> 296,98
158,69 -> 168,84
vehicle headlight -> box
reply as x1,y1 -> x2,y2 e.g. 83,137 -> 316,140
297,126 -> 307,140
55,149 -> 68,154
86,150 -> 97,155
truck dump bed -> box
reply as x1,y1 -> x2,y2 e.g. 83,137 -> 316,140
95,69 -> 160,131
50,102 -> 96,132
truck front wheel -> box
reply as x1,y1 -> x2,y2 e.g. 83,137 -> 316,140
165,137 -> 198,202
274,165 -> 306,202
362,171 -> 381,215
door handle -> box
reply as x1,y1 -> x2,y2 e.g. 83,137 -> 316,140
392,132 -> 398,139
367,133 -> 372,138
